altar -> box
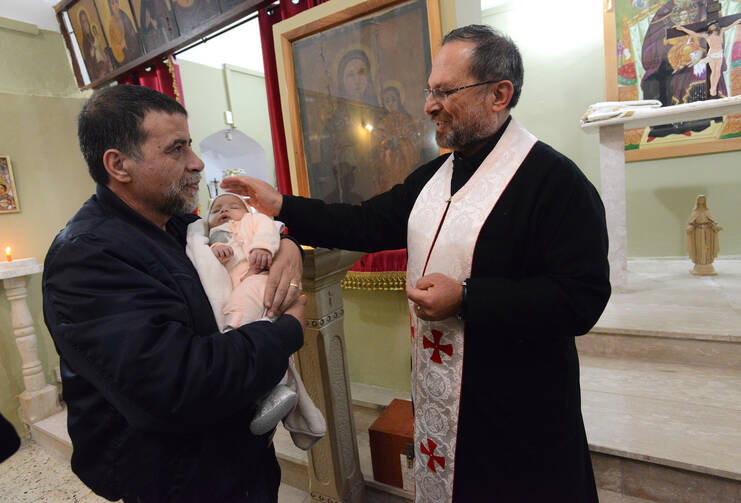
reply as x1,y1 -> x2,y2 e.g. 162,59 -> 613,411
581,95 -> 741,291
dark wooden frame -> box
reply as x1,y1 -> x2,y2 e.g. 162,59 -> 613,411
54,0 -> 271,89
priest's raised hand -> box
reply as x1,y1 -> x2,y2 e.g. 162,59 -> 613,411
221,175 -> 283,217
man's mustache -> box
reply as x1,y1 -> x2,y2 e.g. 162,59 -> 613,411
180,175 -> 201,188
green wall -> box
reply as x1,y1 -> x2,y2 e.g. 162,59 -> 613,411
0,26 -> 91,435
343,289 -> 412,392
483,1 -> 741,257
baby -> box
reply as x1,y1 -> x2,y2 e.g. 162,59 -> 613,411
208,193 -> 280,328
207,192 -> 298,435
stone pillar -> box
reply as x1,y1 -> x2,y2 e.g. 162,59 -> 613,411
1,266 -> 62,424
599,124 -> 628,292
296,248 -> 366,503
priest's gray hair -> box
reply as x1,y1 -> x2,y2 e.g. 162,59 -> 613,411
442,25 -> 524,109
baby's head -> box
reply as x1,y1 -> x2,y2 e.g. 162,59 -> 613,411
208,193 -> 250,228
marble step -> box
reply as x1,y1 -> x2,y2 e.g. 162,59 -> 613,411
29,409 -> 72,462
580,258 -> 741,369
577,328 -> 741,369
580,355 -> 741,503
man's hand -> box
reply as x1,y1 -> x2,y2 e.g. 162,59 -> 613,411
220,176 -> 283,217
283,294 -> 307,328
249,248 -> 272,272
211,244 -> 234,265
406,273 -> 463,321
264,238 -> 303,318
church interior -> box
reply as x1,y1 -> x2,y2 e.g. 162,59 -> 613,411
0,0 -> 740,502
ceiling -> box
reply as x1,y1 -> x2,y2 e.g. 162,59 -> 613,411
0,0 -> 60,32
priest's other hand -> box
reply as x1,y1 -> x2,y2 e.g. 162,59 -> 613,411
406,273 -> 463,321
265,238 -> 303,318
220,176 -> 283,217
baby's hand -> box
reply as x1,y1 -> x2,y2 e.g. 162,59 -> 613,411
212,244 -> 234,264
249,248 -> 273,271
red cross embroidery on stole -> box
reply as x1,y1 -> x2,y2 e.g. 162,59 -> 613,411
420,438 -> 445,472
423,330 -> 453,364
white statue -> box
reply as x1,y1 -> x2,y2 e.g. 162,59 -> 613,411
686,195 -> 723,275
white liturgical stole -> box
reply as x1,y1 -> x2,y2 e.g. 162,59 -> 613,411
406,119 -> 537,502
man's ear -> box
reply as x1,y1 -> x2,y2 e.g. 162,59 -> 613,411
490,80 -> 515,113
103,149 -> 133,183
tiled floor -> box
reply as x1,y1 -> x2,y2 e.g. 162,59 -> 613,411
0,441 -> 310,503
0,440 -> 650,503
0,442 -> 107,503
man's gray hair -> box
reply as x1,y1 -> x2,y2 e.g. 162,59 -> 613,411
442,25 -> 524,108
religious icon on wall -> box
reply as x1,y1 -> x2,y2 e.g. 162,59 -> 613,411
95,0 -> 143,67
171,0 -> 222,36
291,0 -> 438,203
130,0 -> 180,53
68,0 -> 115,82
608,0 -> 741,161
0,156 -> 20,214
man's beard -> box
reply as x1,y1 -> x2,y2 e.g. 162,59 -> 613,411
434,109 -> 498,151
159,174 -> 200,216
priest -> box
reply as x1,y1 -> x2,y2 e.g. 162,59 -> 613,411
223,24 -> 610,503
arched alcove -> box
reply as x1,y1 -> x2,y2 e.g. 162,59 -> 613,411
199,128 -> 274,198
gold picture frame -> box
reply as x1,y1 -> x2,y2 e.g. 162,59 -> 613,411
0,156 -> 20,214
604,0 -> 741,162
274,0 -> 443,199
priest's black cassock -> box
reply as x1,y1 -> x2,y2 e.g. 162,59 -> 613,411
279,117 -> 610,502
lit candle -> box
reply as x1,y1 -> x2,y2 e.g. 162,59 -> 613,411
5,246 -> 11,262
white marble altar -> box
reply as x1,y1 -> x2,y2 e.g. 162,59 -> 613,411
581,95 -> 741,291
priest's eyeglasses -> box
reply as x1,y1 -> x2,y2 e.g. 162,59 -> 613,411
423,80 -> 497,101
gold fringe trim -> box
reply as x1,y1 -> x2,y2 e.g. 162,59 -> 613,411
165,56 -> 182,105
341,270 -> 407,291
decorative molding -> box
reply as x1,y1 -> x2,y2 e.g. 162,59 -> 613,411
306,308 -> 344,329
0,16 -> 40,36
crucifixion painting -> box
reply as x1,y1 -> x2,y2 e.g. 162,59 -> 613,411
617,0 -> 741,147
667,2 -> 741,98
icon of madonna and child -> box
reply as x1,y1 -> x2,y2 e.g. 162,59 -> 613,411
301,48 -> 437,204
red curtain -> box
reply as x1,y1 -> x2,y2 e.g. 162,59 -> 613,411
117,55 -> 184,105
258,0 -> 331,195
349,250 -> 407,273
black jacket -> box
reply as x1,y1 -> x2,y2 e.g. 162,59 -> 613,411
279,133 -> 610,502
43,185 -> 303,502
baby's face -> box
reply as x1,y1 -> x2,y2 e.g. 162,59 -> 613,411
208,195 -> 247,227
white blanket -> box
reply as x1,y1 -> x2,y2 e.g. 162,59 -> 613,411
185,219 -> 326,450
581,99 -> 662,124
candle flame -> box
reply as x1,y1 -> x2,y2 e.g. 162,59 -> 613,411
5,246 -> 10,262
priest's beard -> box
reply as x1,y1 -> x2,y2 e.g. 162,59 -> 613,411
434,108 -> 499,151
159,174 -> 201,216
